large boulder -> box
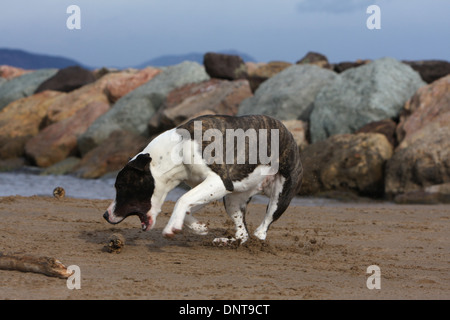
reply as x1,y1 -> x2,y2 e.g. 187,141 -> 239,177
246,61 -> 292,93
40,75 -> 111,127
238,64 -> 337,121
299,133 -> 393,197
203,52 -> 247,80
78,61 -> 209,155
104,67 -> 161,103
0,65 -> 32,79
385,76 -> 450,197
0,68 -> 58,110
41,157 -> 81,176
39,69 -> 150,128
403,60 -> 450,84
72,130 -> 150,179
385,117 -> 450,197
310,57 -> 426,143
34,66 -> 96,93
394,183 -> 450,204
24,101 -> 110,167
0,91 -> 63,159
333,60 -> 371,73
355,119 -> 397,147
296,51 -> 331,69
396,75 -> 450,145
281,120 -> 309,151
148,79 -> 252,134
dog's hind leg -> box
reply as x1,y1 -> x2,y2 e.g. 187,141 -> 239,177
254,174 -> 287,241
213,193 -> 251,246
184,204 -> 208,235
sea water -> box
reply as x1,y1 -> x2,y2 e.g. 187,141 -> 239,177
0,169 -> 346,206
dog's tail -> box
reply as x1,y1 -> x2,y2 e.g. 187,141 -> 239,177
272,158 -> 303,222
271,120 -> 303,222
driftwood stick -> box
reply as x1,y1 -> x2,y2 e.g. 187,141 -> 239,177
0,252 -> 73,279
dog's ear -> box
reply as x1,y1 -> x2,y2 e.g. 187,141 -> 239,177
127,153 -> 152,172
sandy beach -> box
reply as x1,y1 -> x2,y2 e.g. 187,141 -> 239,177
0,195 -> 448,300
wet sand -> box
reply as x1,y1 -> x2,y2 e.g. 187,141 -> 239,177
0,195 -> 449,300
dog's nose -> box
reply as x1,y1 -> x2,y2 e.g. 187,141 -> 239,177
103,211 -> 110,222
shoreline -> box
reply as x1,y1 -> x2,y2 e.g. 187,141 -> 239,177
0,167 -> 395,206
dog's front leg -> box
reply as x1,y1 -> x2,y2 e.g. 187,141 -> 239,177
162,174 -> 229,238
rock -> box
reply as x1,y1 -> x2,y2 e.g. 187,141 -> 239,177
107,233 -> 126,253
245,62 -> 265,75
148,79 -> 252,134
0,158 -> 27,172
333,60 -> 370,73
310,57 -> 426,143
385,117 -> 450,196
423,182 -> 450,195
0,91 -> 63,159
73,130 -> 150,179
396,75 -> 450,145
296,51 -> 331,69
0,78 -> 6,87
402,60 -> 450,84
0,68 -> 58,110
203,52 -> 247,80
41,157 -> 81,176
247,61 -> 292,93
40,70 -> 137,127
34,66 -> 96,93
104,67 -> 161,103
92,67 -> 120,79
52,187 -> 66,199
0,136 -> 30,160
0,71 -> 130,160
24,101 -> 110,167
238,64 -> 337,121
0,65 -> 32,79
299,133 -> 393,197
355,119 -> 397,147
281,120 -> 309,151
394,183 -> 450,204
78,61 -> 209,155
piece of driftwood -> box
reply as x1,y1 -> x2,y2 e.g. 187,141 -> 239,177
0,252 -> 73,279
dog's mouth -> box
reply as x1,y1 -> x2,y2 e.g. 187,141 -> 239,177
138,213 -> 152,231
103,210 -> 152,231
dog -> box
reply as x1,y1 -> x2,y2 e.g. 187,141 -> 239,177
103,114 -> 303,244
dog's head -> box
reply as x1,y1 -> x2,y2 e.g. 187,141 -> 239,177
103,153 -> 155,231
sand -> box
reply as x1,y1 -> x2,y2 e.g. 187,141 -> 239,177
0,195 -> 448,300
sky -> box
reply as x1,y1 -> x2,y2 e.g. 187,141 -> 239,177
0,0 -> 449,68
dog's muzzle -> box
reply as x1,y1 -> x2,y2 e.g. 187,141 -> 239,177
103,210 -> 152,231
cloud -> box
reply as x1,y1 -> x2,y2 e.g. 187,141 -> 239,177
297,0 -> 376,14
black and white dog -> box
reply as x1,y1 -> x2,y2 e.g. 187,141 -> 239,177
103,114 -> 303,244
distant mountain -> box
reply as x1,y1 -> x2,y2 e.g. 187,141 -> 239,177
135,50 -> 257,68
0,48 -> 256,70
0,48 -> 87,69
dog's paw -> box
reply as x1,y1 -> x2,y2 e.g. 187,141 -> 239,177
254,228 -> 267,241
186,221 -> 208,236
162,227 -> 182,239
213,237 -> 239,247
212,237 -> 234,246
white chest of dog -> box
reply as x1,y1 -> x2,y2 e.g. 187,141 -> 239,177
103,114 -> 302,245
